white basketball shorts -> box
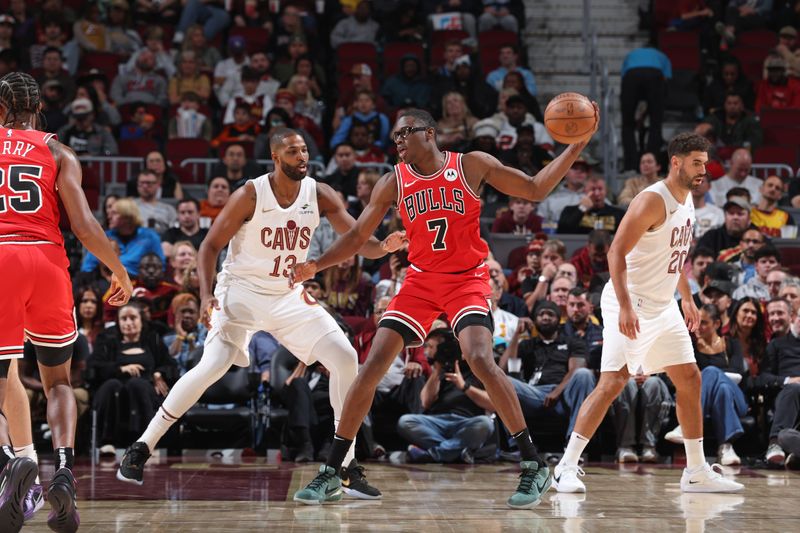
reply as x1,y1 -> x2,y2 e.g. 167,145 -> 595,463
600,282 -> 695,375
205,280 -> 341,367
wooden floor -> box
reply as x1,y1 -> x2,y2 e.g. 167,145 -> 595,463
20,458 -> 800,532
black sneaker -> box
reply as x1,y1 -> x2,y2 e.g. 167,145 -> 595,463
0,457 -> 38,533
340,459 -> 382,500
47,467 -> 79,533
116,441 -> 151,486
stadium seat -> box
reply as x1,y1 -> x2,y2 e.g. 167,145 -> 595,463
336,42 -> 378,75
753,145 -> 798,167
79,52 -> 126,80
663,47 -> 700,71
383,42 -> 426,77
763,126 -> 800,146
737,30 -> 778,48
658,30 -> 699,49
731,46 -> 769,67
229,26 -> 271,55
652,0 -> 675,29
166,138 -> 211,161
118,139 -> 159,158
479,30 -> 519,49
759,108 -> 800,128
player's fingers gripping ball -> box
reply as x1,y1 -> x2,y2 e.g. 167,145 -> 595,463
544,92 -> 598,144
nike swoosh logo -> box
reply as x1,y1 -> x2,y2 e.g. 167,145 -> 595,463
341,478 -> 350,487
669,210 -> 678,215
554,474 -> 561,484
404,182 -> 415,187
262,207 -> 275,213
326,487 -> 341,496
689,480 -> 700,484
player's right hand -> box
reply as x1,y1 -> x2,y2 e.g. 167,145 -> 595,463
289,260 -> 317,288
618,305 -> 640,340
108,272 -> 133,307
200,295 -> 220,329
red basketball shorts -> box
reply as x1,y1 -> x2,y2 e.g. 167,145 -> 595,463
0,242 -> 77,360
380,263 -> 492,346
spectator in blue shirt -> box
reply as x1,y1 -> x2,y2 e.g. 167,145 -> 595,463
329,89 -> 390,149
620,46 -> 672,171
81,197 -> 165,276
381,54 -> 431,110
486,44 -> 537,95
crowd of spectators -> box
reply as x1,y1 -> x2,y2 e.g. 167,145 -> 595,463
5,0 -> 800,469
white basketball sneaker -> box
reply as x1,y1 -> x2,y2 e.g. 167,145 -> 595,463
680,463 -> 744,493
717,443 -> 741,466
553,463 -> 586,493
665,425 -> 684,444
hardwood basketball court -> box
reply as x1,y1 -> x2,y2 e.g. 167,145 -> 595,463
19,458 -> 800,531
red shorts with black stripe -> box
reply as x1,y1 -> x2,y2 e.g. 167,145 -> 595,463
380,263 -> 491,347
0,241 -> 77,360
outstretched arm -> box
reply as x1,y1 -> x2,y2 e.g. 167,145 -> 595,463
292,172 -> 397,283
465,103 -> 599,201
197,181 -> 256,327
317,182 -> 406,259
53,141 -> 132,306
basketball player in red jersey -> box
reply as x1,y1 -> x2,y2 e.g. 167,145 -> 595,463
292,107 -> 598,509
0,73 -> 132,533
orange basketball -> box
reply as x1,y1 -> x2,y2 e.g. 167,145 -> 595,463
543,92 -> 596,144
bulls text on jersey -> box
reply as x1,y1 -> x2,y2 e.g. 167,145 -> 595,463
402,186 -> 465,223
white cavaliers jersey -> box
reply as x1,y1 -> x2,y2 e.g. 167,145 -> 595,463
217,174 -> 319,294
624,181 -> 694,306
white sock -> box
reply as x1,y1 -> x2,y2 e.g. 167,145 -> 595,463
140,406 -> 179,451
561,432 -> 589,466
684,438 -> 705,469
336,419 -> 356,467
14,444 -> 39,483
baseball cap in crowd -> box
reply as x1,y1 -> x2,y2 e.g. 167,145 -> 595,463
703,279 -> 733,297
533,300 -> 560,317
351,63 -> 372,77
527,239 -> 545,254
780,26 -> 798,39
473,119 -> 499,138
454,54 -> 471,68
228,35 -> 246,53
723,197 -> 750,212
765,56 -> 787,70
0,15 -> 15,26
70,98 -> 93,117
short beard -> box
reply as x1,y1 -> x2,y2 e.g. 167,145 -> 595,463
537,322 -> 558,338
281,160 -> 306,181
678,166 -> 701,191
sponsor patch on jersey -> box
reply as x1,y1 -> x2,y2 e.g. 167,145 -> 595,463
444,168 -> 458,182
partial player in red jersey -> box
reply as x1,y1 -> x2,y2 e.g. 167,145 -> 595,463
292,107 -> 598,509
0,72 -> 132,533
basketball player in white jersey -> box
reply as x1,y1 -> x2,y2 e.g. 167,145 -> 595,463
553,133 -> 744,493
117,128 -> 405,499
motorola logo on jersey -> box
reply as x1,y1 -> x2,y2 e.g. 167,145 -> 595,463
260,219 -> 312,250
444,169 -> 458,182
402,186 -> 465,222
669,218 -> 693,248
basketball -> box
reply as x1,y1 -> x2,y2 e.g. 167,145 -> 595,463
544,92 -> 596,144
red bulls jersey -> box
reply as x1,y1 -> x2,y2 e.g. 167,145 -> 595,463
395,151 -> 488,273
0,128 -> 62,245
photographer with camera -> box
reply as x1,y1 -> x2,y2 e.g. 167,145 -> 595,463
397,328 -> 496,464
500,300 -> 596,444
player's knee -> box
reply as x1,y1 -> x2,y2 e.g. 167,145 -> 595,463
461,350 -> 494,374
673,364 -> 701,391
599,372 -> 628,397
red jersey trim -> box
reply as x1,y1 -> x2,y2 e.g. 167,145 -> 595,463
456,152 -> 480,201
381,310 -> 427,341
452,304 -> 490,329
43,133 -> 56,144
402,151 -> 452,180
25,329 -> 78,347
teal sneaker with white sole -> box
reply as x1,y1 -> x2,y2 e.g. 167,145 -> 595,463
507,461 -> 552,509
293,465 -> 343,505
